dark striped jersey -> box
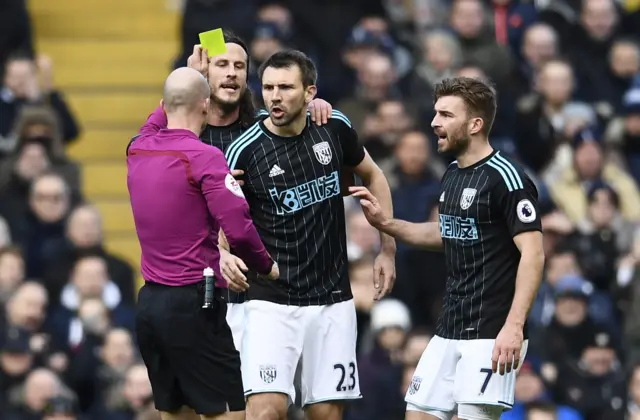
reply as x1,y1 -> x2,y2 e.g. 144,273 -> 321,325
225,110 -> 365,306
197,110 -> 268,304
436,150 -> 541,340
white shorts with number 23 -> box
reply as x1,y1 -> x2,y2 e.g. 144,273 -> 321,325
241,299 -> 361,406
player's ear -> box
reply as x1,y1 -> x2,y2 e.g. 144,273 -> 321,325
160,99 -> 166,113
468,117 -> 484,136
305,85 -> 317,104
203,97 -> 210,115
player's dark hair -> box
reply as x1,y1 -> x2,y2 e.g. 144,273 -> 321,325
258,50 -> 318,88
434,77 -> 497,136
222,30 -> 257,128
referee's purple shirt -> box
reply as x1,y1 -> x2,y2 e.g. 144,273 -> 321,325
127,106 -> 272,287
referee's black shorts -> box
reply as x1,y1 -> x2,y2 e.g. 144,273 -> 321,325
135,281 -> 244,415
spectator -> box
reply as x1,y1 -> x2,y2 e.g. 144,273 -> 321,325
48,256 -> 134,352
8,105 -> 82,195
0,0 -> 34,77
512,23 -> 559,99
42,204 -> 136,306
449,0 -> 513,84
570,183 -> 634,292
0,246 -> 25,303
5,368 -> 65,419
551,127 -> 640,222
95,363 -> 153,420
407,30 -> 462,118
361,99 -> 415,162
607,84 -> 640,184
337,52 -> 401,134
515,59 -> 596,179
0,325 -> 36,411
248,22 -> 287,106
501,359 -> 583,420
569,0 -> 621,104
532,274 -> 611,364
351,299 -> 411,420
18,172 -> 72,278
0,54 -> 80,145
550,328 -> 626,418
0,135 -> 56,234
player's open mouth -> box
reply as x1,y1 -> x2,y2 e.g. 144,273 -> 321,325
271,107 -> 285,118
437,135 -> 447,141
220,83 -> 239,93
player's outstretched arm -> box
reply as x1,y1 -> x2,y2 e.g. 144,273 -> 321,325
349,186 -> 443,251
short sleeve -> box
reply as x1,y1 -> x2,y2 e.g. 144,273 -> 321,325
331,110 -> 365,167
493,171 -> 542,237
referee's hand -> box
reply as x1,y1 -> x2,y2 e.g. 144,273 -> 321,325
492,322 -> 524,376
219,249 -> 250,292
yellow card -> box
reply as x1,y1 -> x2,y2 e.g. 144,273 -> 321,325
199,29 -> 227,57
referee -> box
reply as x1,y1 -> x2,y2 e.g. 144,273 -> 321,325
127,67 -> 279,420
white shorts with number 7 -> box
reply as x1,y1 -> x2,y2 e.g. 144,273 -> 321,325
405,335 -> 528,419
241,299 -> 362,406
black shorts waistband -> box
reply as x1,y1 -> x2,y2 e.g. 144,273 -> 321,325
144,281 -> 224,298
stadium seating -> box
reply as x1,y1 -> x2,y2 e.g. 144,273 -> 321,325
30,0 -> 181,289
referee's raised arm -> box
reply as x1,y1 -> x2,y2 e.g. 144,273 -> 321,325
127,67 -> 272,420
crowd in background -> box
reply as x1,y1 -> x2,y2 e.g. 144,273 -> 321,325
1,0 -> 640,419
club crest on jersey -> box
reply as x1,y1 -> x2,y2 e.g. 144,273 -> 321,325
312,141 -> 332,165
408,376 -> 422,395
459,188 -> 477,210
259,365 -> 277,384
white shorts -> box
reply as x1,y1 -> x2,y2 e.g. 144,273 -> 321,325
405,335 -> 529,420
226,302 -> 245,351
241,299 -> 361,406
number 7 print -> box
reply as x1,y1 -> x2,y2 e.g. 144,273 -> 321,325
479,368 -> 492,394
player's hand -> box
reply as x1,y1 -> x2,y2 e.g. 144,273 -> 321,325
492,322 -> 524,375
307,99 -> 332,126
373,252 -> 396,300
266,261 -> 279,281
220,249 -> 250,292
187,44 -> 209,79
349,186 -> 389,228
231,169 -> 245,186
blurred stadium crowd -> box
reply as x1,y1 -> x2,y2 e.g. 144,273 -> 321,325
1,0 -> 640,419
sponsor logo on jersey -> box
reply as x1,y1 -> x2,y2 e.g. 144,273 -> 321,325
440,214 -> 478,240
269,171 -> 340,215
